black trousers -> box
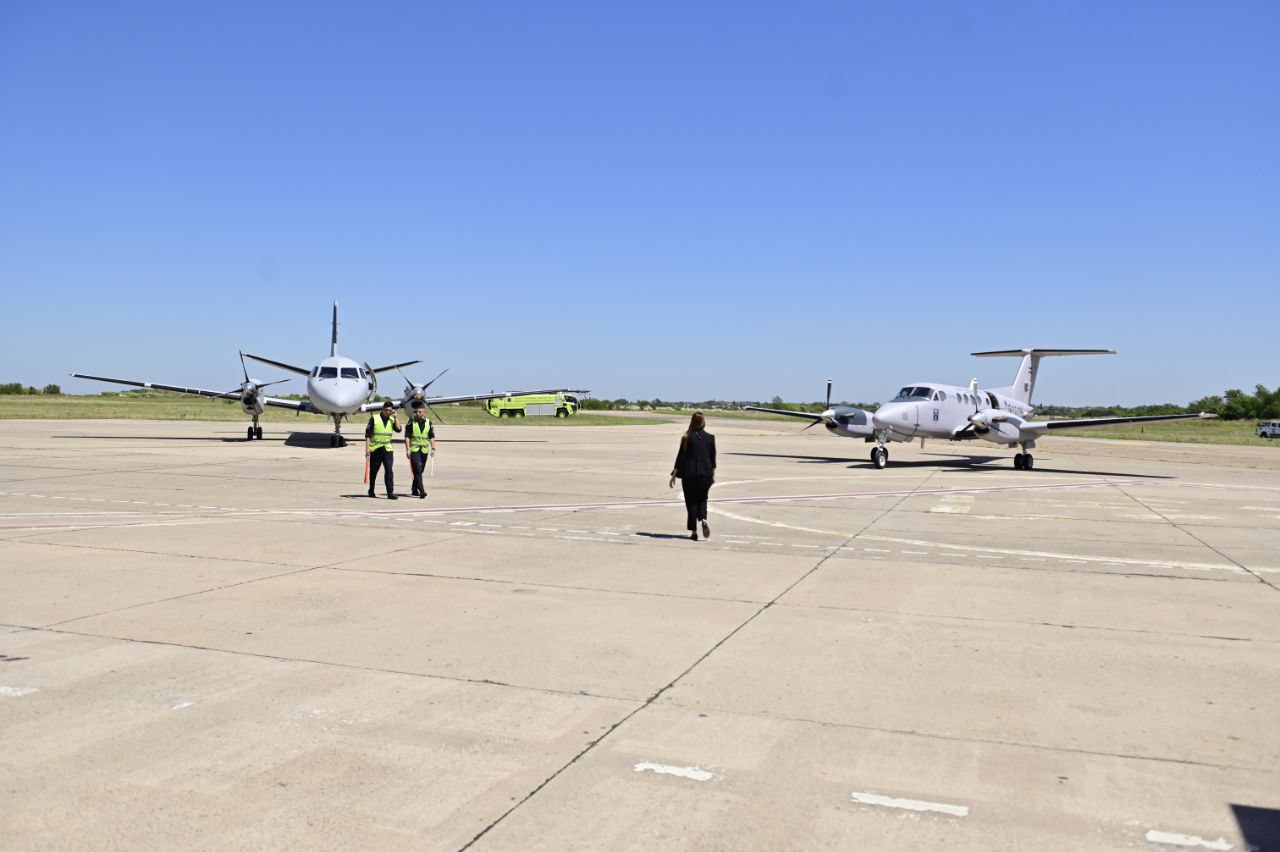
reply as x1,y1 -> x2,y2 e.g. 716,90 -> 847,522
681,475 -> 712,531
368,448 -> 394,494
409,450 -> 429,494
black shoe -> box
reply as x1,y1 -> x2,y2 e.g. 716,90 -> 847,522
417,492 -> 425,499
367,491 -> 376,498
701,521 -> 710,539
690,532 -> 698,541
388,494 -> 398,500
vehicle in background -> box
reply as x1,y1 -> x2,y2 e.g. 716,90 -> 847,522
1258,420 -> 1280,439
485,392 -> 581,419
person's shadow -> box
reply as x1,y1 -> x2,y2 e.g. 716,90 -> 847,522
633,532 -> 692,540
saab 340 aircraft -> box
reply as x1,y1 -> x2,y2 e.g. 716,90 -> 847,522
73,302 -> 584,447
747,349 -> 1216,470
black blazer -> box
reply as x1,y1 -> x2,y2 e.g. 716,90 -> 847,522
674,430 -> 716,479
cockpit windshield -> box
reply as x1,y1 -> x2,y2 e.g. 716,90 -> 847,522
893,386 -> 932,400
318,367 -> 338,379
340,367 -> 359,379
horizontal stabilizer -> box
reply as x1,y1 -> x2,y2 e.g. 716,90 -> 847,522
971,349 -> 1115,358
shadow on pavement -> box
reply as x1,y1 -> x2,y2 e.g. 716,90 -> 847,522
633,531 -> 693,540
1233,805 -> 1280,850
729,451 -> 1173,478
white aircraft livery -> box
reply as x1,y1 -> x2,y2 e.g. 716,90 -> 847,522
73,302 -> 584,447
747,349 -> 1216,470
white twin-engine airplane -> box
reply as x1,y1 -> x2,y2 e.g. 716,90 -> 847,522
73,302 -> 582,447
747,349 -> 1216,470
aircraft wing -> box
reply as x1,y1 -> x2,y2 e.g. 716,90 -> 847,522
72,373 -> 243,401
1021,412 -> 1216,435
361,388 -> 586,413
74,373 -> 315,412
242,353 -> 312,376
371,359 -> 422,374
742,405 -> 825,422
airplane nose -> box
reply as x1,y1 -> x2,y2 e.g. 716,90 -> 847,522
872,402 -> 915,432
871,405 -> 896,430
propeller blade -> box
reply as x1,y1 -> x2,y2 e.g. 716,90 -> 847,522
801,419 -> 822,431
259,378 -> 291,389
238,351 -> 250,383
395,366 -> 417,388
426,404 -> 446,425
421,367 -> 449,392
825,378 -> 832,410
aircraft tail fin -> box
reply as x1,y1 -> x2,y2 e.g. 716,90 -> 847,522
331,301 -> 339,357
971,349 -> 1115,404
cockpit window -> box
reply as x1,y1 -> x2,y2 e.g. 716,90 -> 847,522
893,386 -> 931,400
311,367 -> 318,378
340,367 -> 359,379
318,367 -> 338,379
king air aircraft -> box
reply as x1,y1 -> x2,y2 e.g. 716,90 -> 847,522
747,349 -> 1216,470
74,302 -> 582,447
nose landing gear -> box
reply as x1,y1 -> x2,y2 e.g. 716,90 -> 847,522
246,416 -> 263,441
870,432 -> 890,469
329,415 -> 348,448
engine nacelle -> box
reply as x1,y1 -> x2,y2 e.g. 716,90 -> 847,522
824,406 -> 876,438
970,409 -> 1023,443
239,382 -> 265,416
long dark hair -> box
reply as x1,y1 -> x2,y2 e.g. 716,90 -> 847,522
682,412 -> 705,446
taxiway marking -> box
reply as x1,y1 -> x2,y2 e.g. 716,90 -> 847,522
1144,829 -> 1233,850
633,762 -> 715,782
850,791 -> 969,817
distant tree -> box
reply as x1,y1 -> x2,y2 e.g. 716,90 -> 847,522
0,383 -> 23,395
42,384 -> 62,395
25,386 -> 39,395
771,395 -> 784,406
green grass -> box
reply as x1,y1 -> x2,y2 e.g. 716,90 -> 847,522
1060,418 -> 1276,447
0,395 -> 656,426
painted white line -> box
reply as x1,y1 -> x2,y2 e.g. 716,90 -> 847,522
171,701 -> 195,710
859,534 -> 1265,575
634,762 -> 715,782
1144,829 -> 1232,850
976,554 -> 1004,560
901,550 -> 929,555
0,686 -> 39,698
863,548 -> 891,553
850,791 -> 968,817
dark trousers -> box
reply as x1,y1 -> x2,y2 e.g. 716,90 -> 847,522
409,450 -> 429,494
368,448 -> 394,494
681,475 -> 712,531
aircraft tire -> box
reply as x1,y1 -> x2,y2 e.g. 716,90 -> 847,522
255,426 -> 264,440
872,447 -> 888,469
247,426 -> 254,440
1014,453 -> 1025,470
1024,453 -> 1034,470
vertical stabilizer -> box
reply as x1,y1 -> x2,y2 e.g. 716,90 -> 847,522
971,349 -> 1116,405
331,301 -> 339,357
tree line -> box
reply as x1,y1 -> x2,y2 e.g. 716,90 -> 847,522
0,383 -> 62,395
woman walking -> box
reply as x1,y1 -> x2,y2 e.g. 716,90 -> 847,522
670,412 -> 716,540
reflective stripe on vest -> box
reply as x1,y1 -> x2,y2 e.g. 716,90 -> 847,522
409,418 -> 432,452
369,415 -> 395,451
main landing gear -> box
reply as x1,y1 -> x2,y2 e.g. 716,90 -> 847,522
245,417 -> 263,441
329,415 -> 348,448
1013,446 -> 1035,470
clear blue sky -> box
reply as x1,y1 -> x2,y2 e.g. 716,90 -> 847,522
2,1 -> 1276,405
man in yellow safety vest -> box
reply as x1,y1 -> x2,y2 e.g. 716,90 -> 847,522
404,402 -> 437,498
364,401 -> 402,499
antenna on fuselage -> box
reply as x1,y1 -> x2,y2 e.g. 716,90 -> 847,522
330,301 -> 339,357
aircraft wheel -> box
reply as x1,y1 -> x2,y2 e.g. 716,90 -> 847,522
255,426 -> 264,440
872,447 -> 888,469
1024,453 -> 1034,470
1014,453 -> 1025,470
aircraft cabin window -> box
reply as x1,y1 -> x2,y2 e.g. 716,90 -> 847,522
939,391 -> 947,402
319,367 -> 338,379
340,367 -> 359,379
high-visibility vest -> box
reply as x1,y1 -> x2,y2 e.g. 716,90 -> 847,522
369,415 -> 395,451
409,418 -> 432,452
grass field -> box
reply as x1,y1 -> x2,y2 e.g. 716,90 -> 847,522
1056,418 -> 1276,447
0,395 -> 656,427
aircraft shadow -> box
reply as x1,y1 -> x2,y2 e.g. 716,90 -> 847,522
438,439 -> 549,444
1233,805 -> 1280,850
729,451 -> 1172,479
